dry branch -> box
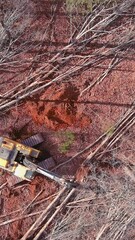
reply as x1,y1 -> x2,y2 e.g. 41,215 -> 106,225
21,189 -> 43,214
0,193 -> 57,220
33,188 -> 76,240
48,170 -> 135,240
0,210 -> 42,227
0,0 -> 134,112
0,182 -> 7,190
53,131 -> 107,170
84,102 -> 135,165
21,187 -> 67,240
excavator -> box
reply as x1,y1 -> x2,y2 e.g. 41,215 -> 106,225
0,134 -> 75,188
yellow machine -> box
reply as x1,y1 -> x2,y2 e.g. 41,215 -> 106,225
0,135 -> 74,188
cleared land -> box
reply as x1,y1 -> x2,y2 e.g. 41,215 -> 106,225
0,0 -> 134,239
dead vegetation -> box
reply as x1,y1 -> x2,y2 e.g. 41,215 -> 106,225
0,0 -> 135,239
48,171 -> 135,240
0,0 -> 134,111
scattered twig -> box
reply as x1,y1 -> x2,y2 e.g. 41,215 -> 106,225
0,211 -> 42,227
0,182 -> 7,190
21,189 -> 43,214
33,188 -> 76,240
21,187 -> 67,240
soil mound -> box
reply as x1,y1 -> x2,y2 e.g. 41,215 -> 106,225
26,85 -> 91,130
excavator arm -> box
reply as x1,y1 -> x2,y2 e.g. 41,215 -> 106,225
23,158 -> 76,188
0,135 -> 77,188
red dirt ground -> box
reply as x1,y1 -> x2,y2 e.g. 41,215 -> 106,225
0,1 -> 134,239
0,47 -> 134,240
25,84 -> 92,130
0,174 -> 57,240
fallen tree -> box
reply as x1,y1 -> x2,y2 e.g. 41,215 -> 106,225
0,0 -> 134,112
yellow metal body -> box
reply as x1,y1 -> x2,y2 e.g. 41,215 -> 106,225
0,136 -> 75,188
0,137 -> 40,181
0,157 -> 31,180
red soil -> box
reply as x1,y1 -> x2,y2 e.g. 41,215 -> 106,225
25,85 -> 92,130
0,175 -> 57,240
0,1 -> 134,240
